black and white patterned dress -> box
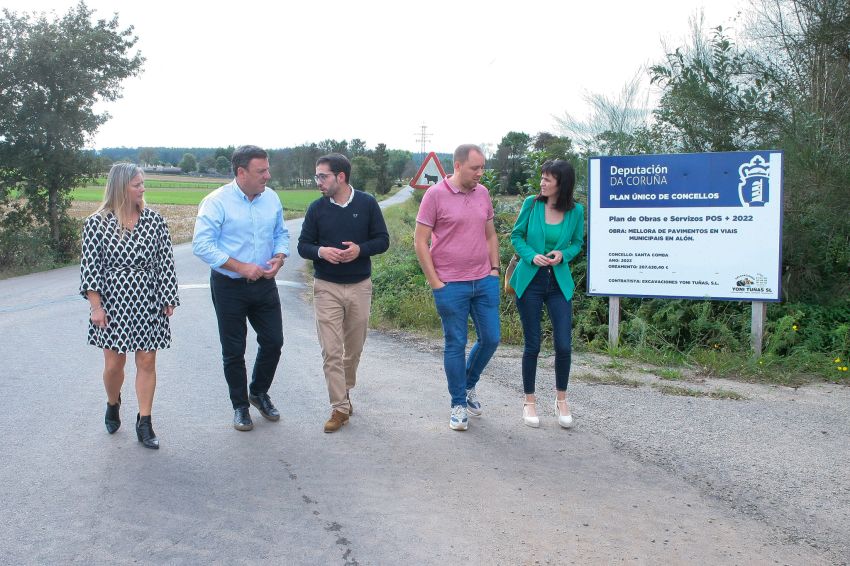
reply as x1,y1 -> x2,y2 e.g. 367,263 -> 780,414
80,208 -> 180,353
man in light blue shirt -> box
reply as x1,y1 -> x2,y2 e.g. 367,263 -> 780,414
193,145 -> 289,431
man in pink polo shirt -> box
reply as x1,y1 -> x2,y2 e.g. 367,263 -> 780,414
414,144 -> 501,431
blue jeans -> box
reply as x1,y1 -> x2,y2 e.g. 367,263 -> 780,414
515,267 -> 572,394
432,275 -> 501,406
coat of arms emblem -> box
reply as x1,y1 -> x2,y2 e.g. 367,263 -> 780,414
738,155 -> 770,207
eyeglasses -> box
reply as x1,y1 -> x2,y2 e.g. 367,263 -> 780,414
314,173 -> 335,182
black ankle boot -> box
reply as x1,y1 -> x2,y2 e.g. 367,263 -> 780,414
105,394 -> 121,434
135,413 -> 159,449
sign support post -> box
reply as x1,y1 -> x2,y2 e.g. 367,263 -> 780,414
608,296 -> 621,349
587,151 -> 783,359
751,301 -> 767,357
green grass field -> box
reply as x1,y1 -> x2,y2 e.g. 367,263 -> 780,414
71,186 -> 322,212
91,175 -> 227,189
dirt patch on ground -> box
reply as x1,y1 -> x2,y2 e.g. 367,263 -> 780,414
69,200 -> 304,245
68,201 -> 199,245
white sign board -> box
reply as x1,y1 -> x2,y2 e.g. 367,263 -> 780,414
587,151 -> 783,301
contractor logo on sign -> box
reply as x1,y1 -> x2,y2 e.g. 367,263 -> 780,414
731,272 -> 771,294
738,155 -> 771,207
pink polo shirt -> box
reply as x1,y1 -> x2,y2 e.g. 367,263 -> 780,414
416,177 -> 494,282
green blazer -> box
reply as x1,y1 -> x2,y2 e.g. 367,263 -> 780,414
509,196 -> 585,299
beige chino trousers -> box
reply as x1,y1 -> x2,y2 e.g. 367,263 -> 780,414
313,277 -> 373,415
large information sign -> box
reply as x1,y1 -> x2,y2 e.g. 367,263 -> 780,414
587,151 -> 783,301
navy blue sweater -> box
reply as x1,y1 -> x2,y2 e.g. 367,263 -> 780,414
297,190 -> 389,284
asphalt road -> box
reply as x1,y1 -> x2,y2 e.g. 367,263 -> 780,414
0,186 -> 842,564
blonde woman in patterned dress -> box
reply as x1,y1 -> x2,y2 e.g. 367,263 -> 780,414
80,163 -> 180,449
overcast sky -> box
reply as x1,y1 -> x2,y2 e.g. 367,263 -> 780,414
5,0 -> 745,153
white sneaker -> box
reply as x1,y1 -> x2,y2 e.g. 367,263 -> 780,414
466,388 -> 482,416
449,405 -> 468,431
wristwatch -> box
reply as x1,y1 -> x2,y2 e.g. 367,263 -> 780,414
491,265 -> 501,273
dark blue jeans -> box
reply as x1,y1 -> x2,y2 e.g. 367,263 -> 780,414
210,272 -> 284,409
515,267 -> 572,394
432,275 -> 501,406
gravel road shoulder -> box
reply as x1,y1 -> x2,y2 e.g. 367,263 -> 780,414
384,329 -> 850,564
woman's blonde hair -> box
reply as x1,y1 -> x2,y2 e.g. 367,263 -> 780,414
95,163 -> 144,229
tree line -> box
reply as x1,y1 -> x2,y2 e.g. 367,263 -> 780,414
1,0 -> 847,326
481,0 -> 849,310
454,0 -> 848,369
98,143 -> 417,190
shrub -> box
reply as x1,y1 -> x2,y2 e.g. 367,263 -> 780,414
369,195 -> 849,381
0,202 -> 65,275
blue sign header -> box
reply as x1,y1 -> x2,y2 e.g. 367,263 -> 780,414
597,151 -> 781,209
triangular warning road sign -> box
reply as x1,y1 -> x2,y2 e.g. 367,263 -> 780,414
409,152 -> 448,190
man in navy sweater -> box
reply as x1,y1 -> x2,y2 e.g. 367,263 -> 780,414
297,153 -> 390,432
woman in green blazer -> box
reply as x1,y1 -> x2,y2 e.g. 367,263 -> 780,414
509,159 -> 584,428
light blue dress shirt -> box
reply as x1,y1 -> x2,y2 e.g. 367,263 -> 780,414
192,181 -> 290,278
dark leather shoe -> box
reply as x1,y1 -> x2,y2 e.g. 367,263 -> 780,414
233,406 -> 254,431
135,413 -> 159,449
105,393 -> 121,434
249,393 -> 280,421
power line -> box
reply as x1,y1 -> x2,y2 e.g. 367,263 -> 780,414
414,124 -> 432,157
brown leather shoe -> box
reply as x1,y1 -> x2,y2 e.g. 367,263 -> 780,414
323,410 -> 349,433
